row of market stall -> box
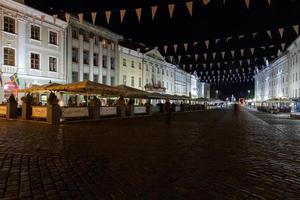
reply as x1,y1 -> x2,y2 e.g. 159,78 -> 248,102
0,80 -> 208,124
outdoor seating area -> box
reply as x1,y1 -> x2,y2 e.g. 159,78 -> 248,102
256,98 -> 292,114
0,80 -> 207,124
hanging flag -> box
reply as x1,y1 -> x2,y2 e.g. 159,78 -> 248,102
53,14 -> 58,24
221,51 -> 225,59
10,73 -> 19,86
231,50 -> 235,58
267,30 -> 272,38
186,2 -> 193,16
245,0 -> 250,8
136,8 -> 142,22
203,0 -> 210,5
278,28 -> 284,38
105,11 -> 111,24
174,44 -> 178,53
205,40 -> 209,49
78,13 -> 83,24
212,52 -> 216,59
91,12 -> 97,25
65,13 -> 71,23
168,4 -> 175,18
0,70 -> 3,87
163,45 -> 168,54
120,10 -> 126,23
240,49 -> 245,57
293,25 -> 299,35
184,43 -> 188,52
151,6 -> 158,20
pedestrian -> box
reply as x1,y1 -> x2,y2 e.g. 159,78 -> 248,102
165,99 -> 172,125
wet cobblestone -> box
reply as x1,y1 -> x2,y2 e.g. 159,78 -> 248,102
0,108 -> 300,199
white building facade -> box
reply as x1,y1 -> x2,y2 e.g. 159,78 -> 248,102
0,0 -> 68,103
66,17 -> 123,85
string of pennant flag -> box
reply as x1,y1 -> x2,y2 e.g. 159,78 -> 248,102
56,0 -> 277,25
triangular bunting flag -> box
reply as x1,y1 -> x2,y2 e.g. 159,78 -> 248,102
267,30 -> 272,38
247,59 -> 251,65
239,60 -> 243,66
91,12 -> 97,25
78,13 -> 83,24
240,49 -> 245,57
163,45 -> 168,54
250,48 -> 254,55
136,8 -> 142,22
174,44 -> 178,53
203,0 -> 210,5
65,13 -> 70,23
216,38 -> 221,43
168,4 -> 175,18
178,55 -> 181,63
151,6 -> 158,20
231,50 -> 235,58
212,52 -> 216,59
193,42 -> 198,46
186,2 -> 193,16
204,53 -> 207,60
184,43 -> 188,52
105,11 -> 111,24
205,40 -> 209,49
281,43 -> 285,51
267,0 -> 271,6
238,35 -> 245,39
120,10 -> 126,23
221,51 -> 225,59
293,25 -> 299,35
278,28 -> 284,38
195,54 -> 199,61
252,32 -> 258,38
245,0 -> 250,8
226,36 -> 232,42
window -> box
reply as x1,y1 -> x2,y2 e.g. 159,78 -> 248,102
30,25 -> 40,40
111,76 -> 115,85
93,74 -> 98,82
131,61 -> 134,68
4,17 -> 15,33
49,31 -> 57,45
139,77 -> 142,87
131,76 -> 134,87
123,58 -> 126,66
123,75 -> 127,85
102,75 -> 107,84
157,68 -> 160,74
103,55 -> 107,68
83,73 -> 89,80
72,72 -> 78,82
93,53 -> 98,66
83,50 -> 89,65
30,53 -> 40,69
49,57 -> 57,72
72,29 -> 78,39
111,57 -> 115,70
94,37 -> 99,45
3,48 -> 15,66
139,63 -> 142,70
72,48 -> 79,63
83,32 -> 89,42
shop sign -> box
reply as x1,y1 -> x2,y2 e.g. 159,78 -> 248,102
134,106 -> 147,114
32,106 -> 47,118
0,105 -> 7,116
61,107 -> 89,118
100,107 -> 117,116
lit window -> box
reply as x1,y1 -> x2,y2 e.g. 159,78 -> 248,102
93,53 -> 98,66
123,75 -> 127,85
83,73 -> 89,80
49,57 -> 57,72
30,53 -> 40,69
3,48 -> 15,66
49,31 -> 57,45
102,75 -> 107,84
72,72 -> 78,82
72,48 -> 79,63
31,25 -> 40,40
4,16 -> 15,33
93,74 -> 98,82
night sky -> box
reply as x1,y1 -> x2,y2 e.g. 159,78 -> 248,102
25,0 -> 300,99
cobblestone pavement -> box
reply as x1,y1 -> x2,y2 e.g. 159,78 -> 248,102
0,108 -> 300,199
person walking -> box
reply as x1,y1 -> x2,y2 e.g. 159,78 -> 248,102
165,99 -> 172,125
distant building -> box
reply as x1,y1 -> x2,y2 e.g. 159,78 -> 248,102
118,46 -> 144,90
143,49 -> 176,95
66,16 -> 123,85
175,68 -> 189,96
0,0 -> 68,103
